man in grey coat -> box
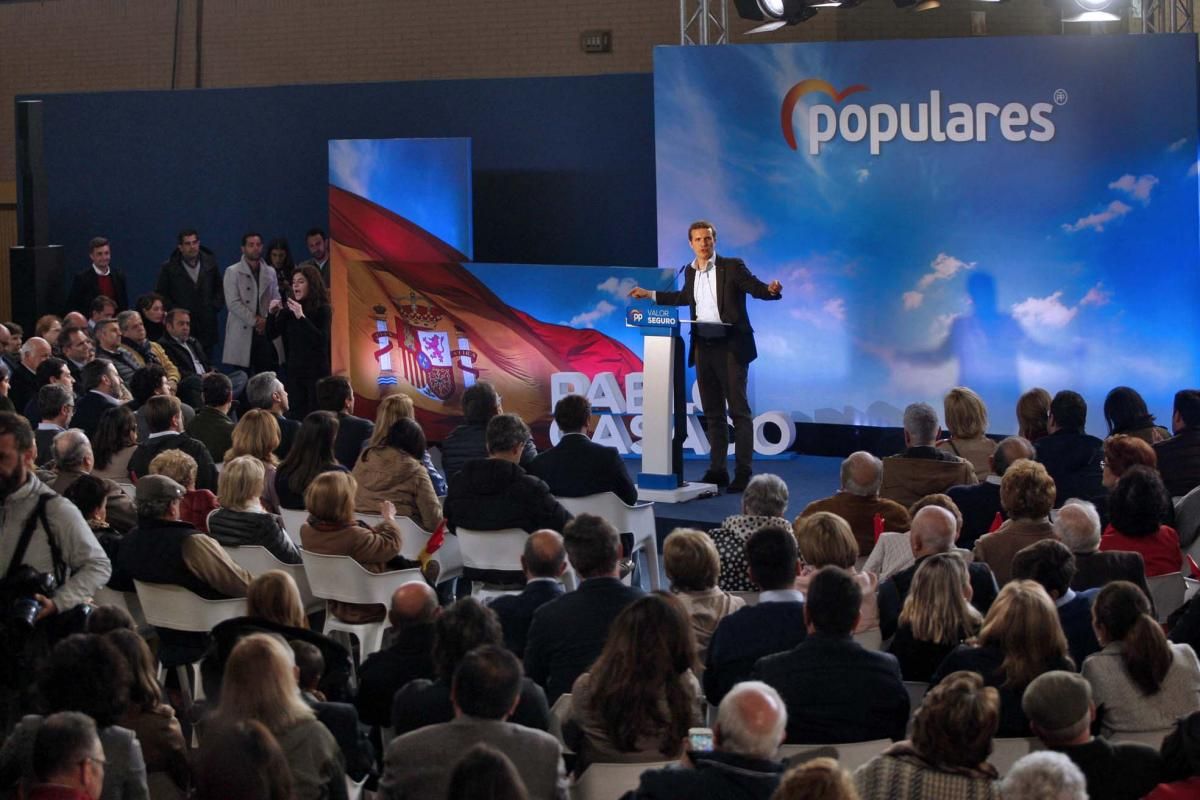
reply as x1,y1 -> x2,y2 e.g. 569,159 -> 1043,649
222,232 -> 282,373
379,644 -> 567,800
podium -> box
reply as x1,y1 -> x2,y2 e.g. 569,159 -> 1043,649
627,306 -> 717,503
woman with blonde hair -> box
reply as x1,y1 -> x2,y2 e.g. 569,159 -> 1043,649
207,454 -> 300,564
793,511 -> 879,632
973,458 -> 1056,584
209,633 -> 346,800
662,528 -> 745,669
1016,387 -> 1052,443
226,408 -> 282,512
887,554 -> 982,681
370,393 -> 446,494
936,387 -> 996,479
149,448 -> 218,532
774,758 -> 860,800
932,580 -> 1073,736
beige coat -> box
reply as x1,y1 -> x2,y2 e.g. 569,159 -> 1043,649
673,588 -> 745,672
973,517 -> 1054,585
301,517 -> 402,623
351,446 -> 441,531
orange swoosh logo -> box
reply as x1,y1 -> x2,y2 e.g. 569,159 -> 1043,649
781,79 -> 869,150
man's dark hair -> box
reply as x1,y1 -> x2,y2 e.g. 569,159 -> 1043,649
32,711 -> 98,783
433,598 -> 504,683
164,307 -> 191,327
81,359 -> 113,393
90,295 -> 116,315
563,513 -> 619,578
486,414 -> 530,456
177,228 -> 198,244
384,417 -> 426,460
35,357 -> 68,387
451,644 -> 523,720
88,236 -> 109,253
202,372 -> 233,408
306,227 -> 327,241
553,394 -> 590,434
135,292 -> 164,315
130,365 -> 168,406
57,326 -> 88,354
1011,539 -> 1076,598
745,525 -> 797,591
315,375 -> 352,413
289,641 -> 324,690
1050,391 -> 1087,432
1109,464 -> 1171,537
38,384 -> 73,421
462,381 -> 501,425
39,633 -> 131,728
0,411 -> 34,453
524,534 -> 566,579
1174,389 -> 1200,429
144,395 -> 182,434
805,566 -> 863,636
241,231 -> 262,247
84,602 -> 135,635
64,474 -> 110,523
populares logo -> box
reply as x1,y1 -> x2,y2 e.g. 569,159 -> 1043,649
781,78 -> 1058,156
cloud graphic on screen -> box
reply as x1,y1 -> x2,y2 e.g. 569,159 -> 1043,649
1169,138 -> 1189,152
1108,174 -> 1158,203
569,300 -> 616,328
856,169 -> 870,184
1189,162 -> 1199,177
328,139 -> 378,198
903,291 -> 924,310
916,253 -> 976,291
1061,200 -> 1132,233
1011,291 -> 1078,329
823,298 -> 846,321
596,277 -> 637,298
1080,283 -> 1111,307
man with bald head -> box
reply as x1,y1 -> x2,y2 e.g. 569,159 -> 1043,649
948,435 -> 1036,550
355,582 -> 440,729
799,451 -> 910,556
490,530 -> 567,657
626,681 -> 788,799
877,505 -> 999,638
9,337 -> 52,414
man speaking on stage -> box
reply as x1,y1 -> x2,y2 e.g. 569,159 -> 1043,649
629,221 -> 783,493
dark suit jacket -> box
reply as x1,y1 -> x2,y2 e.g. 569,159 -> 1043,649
275,413 -> 299,460
355,624 -> 436,727
34,426 -> 62,467
527,433 -> 638,506
703,600 -> 807,706
1071,550 -> 1150,597
877,556 -> 999,639
72,391 -> 121,440
625,750 -> 785,800
1036,429 -> 1105,508
155,248 -> 223,349
524,576 -> 644,703
1154,428 -> 1200,498
655,255 -> 781,366
391,677 -> 551,738
8,364 -> 37,416
157,334 -> 212,378
946,480 -> 1004,551
334,412 -> 374,469
490,579 -> 565,657
752,633 -> 909,744
128,432 -> 218,491
303,693 -> 376,782
67,265 -> 128,314
1059,589 -> 1101,666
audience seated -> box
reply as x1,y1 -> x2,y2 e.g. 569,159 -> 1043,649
880,402 -> 977,507
1015,387 -> 1050,443
1146,712 -> 1200,799
351,416 -> 441,531
973,458 -> 1056,585
798,452 -> 910,559
1082,580 -> 1200,736
1104,386 -> 1171,445
22,357 -> 77,430
526,393 -> 637,505
1100,465 -> 1181,577
773,757 -> 858,800
446,744 -> 529,800
186,372 -> 235,464
127,395 -> 216,491
1000,751 -> 1088,800
8,337 -> 52,414
566,593 -> 701,772
935,386 -> 997,480
57,326 -> 92,391
356,583 -> 440,728
0,361 -> 14,414
947,435 -> 1035,551
315,375 -> 374,469
704,525 -> 806,706
0,635 -> 148,800
225,408 -> 283,513
663,527 -> 745,671
48,428 -> 136,533
90,404 -> 137,483
440,380 -> 536,482
855,670 -> 999,799
710,473 -> 792,592
754,565 -> 908,744
1153,389 -> 1200,498
24,712 -> 106,800
380,645 -> 567,800
207,633 -> 346,800
157,306 -> 217,385
863,493 -> 965,579
524,514 -> 644,704
1011,539 -> 1100,666
885,553 -> 983,682
244,371 -> 299,459
207,455 -> 299,563
490,530 -> 567,658
932,579 -> 1073,737
625,681 -> 787,800
116,310 -> 181,387
148,448 -> 219,533
274,410 -> 348,509
128,365 -> 194,441
1102,433 -> 1159,493
878,506 -> 997,641
793,512 -> 879,633
33,383 -> 73,466
72,360 -> 125,441
63,474 -> 122,568
290,640 -> 375,783
1035,390 -> 1105,509
393,598 -> 551,737
1054,498 -> 1151,597
368,393 -> 446,496
1023,670 -> 1162,800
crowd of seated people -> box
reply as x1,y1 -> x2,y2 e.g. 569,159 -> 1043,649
6,262 -> 1200,800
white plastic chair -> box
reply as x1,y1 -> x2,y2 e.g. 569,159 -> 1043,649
455,527 -> 535,604
1177,484 -> 1200,551
903,681 -> 929,712
550,692 -> 574,749
357,513 -> 464,585
298,548 -> 425,659
93,585 -> 149,631
571,761 -> 672,800
346,775 -> 366,800
989,737 -> 1041,776
279,507 -> 308,545
132,581 -> 248,700
1148,572 -> 1187,623
776,739 -> 891,771
224,545 -> 320,613
555,493 -> 662,590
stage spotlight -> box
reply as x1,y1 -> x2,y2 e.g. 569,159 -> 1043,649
733,0 -> 819,32
1056,0 -> 1125,21
893,0 -> 941,10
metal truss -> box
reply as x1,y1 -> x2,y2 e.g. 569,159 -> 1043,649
681,0 -> 730,44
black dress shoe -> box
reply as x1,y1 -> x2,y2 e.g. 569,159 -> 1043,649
727,470 -> 753,493
700,469 -> 729,487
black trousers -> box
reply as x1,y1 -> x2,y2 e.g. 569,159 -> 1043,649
694,336 -> 753,475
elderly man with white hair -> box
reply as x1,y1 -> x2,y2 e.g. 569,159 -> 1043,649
710,474 -> 792,592
47,427 -> 137,533
624,681 -> 788,800
880,402 -> 977,507
999,751 -> 1088,800
799,451 -> 911,558
1054,498 -> 1150,598
877,505 -> 999,639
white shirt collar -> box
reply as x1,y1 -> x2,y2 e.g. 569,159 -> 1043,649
148,430 -> 178,440
1055,588 -> 1077,608
91,262 -> 111,276
986,474 -> 1003,485
693,254 -> 717,273
759,588 -> 805,604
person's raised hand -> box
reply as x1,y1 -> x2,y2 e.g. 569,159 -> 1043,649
380,500 -> 396,521
767,280 -> 783,296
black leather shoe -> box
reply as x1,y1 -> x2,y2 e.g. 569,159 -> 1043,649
700,469 -> 729,487
727,470 -> 753,493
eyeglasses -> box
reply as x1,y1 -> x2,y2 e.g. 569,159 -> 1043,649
80,755 -> 107,769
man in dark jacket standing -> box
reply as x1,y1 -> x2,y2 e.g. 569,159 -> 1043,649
67,236 -> 128,315
155,229 -> 224,355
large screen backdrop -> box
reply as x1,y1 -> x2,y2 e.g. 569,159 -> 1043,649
655,35 -> 1200,435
